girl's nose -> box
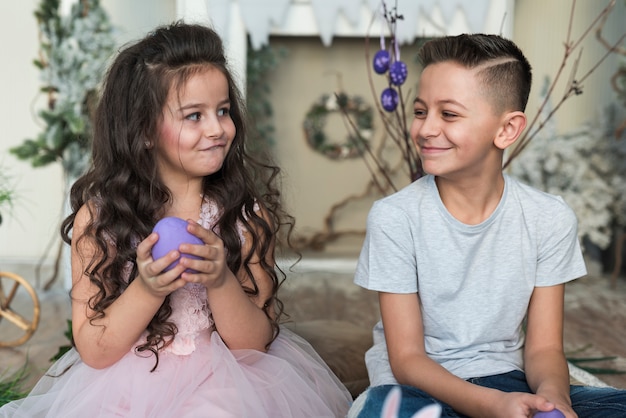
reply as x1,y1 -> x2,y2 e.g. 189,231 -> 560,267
203,115 -> 224,139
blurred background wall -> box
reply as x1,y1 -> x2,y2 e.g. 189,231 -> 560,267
1,0 -> 624,272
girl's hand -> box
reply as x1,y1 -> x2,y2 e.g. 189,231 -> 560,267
177,221 -> 231,289
136,232 -> 188,298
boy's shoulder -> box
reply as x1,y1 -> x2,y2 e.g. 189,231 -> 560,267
506,174 -> 575,217
377,175 -> 432,206
366,176 -> 433,227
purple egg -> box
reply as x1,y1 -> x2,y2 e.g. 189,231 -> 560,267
534,410 -> 565,418
373,50 -> 391,74
380,87 -> 399,112
389,60 -> 408,86
151,217 -> 203,273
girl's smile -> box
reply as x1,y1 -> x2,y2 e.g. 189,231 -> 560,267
156,67 -> 236,186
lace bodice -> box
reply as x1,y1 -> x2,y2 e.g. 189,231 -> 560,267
162,198 -> 251,355
166,282 -> 212,355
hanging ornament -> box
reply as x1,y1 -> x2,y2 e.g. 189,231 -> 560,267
389,38 -> 407,86
373,29 -> 390,74
381,87 -> 399,112
373,50 -> 390,74
373,3 -> 408,112
389,61 -> 407,86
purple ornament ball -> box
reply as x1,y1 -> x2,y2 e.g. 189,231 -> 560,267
152,217 -> 203,273
380,87 -> 399,112
373,50 -> 390,74
534,410 -> 565,418
389,60 -> 408,86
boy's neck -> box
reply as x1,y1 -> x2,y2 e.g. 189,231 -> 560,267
435,173 -> 505,225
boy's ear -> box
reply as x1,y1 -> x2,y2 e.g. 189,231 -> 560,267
494,111 -> 526,150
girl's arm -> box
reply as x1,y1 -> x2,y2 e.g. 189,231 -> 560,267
178,216 -> 274,352
381,292 -> 554,418
71,204 -> 187,369
524,284 -> 577,418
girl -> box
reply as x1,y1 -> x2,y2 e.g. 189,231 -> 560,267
1,22 -> 351,417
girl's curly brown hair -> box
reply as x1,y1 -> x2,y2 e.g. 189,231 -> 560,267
61,22 -> 294,371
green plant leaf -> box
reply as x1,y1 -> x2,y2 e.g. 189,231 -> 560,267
50,319 -> 73,362
32,153 -> 58,167
9,140 -> 41,160
13,0 -> 115,173
0,365 -> 29,407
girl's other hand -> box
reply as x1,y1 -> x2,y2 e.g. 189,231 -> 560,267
177,220 -> 230,289
136,232 -> 188,298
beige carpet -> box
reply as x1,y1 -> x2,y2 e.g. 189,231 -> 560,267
1,259 -> 625,393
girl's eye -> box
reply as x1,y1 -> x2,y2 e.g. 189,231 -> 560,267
185,112 -> 201,121
442,111 -> 457,118
217,107 -> 230,117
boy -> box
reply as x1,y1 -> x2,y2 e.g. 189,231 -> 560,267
353,34 -> 626,418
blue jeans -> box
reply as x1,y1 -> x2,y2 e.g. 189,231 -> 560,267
357,370 -> 626,418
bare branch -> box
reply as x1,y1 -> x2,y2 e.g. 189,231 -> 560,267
504,0 -> 625,168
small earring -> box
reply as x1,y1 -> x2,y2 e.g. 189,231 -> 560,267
144,141 -> 151,149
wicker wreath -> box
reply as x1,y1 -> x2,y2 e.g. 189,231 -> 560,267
302,93 -> 373,160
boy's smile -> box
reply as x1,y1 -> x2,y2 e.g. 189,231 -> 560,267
410,61 -> 506,182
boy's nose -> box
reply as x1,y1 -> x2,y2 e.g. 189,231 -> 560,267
417,115 -> 440,139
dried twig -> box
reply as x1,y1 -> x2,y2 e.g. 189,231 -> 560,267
595,1 -> 626,138
294,0 -> 625,251
504,0 -> 624,168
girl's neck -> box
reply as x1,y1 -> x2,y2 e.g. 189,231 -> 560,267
164,180 -> 204,221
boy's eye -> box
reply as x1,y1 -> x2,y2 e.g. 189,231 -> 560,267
442,111 -> 458,118
185,112 -> 201,121
413,108 -> 426,118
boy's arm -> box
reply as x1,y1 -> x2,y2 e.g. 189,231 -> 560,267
524,284 -> 577,417
381,292 -> 554,418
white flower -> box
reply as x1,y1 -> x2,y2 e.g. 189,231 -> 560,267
325,95 -> 338,111
360,129 -> 373,140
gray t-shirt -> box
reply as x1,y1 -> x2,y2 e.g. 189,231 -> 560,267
354,174 -> 587,386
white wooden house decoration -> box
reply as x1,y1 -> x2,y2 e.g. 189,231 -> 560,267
176,0 -> 515,88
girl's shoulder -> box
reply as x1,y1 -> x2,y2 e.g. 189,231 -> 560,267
73,199 -> 100,231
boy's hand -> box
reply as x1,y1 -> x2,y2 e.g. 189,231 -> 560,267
538,398 -> 576,418
136,232 -> 188,298
534,388 -> 576,418
490,391 -> 566,418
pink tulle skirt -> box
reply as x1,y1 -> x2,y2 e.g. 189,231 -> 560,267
0,328 -> 351,417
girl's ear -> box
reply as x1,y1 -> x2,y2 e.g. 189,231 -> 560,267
494,111 -> 526,150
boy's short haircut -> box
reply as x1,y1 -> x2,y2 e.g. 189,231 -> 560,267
418,34 -> 532,113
